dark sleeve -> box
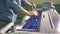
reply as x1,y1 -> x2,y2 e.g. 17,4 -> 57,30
21,0 -> 27,5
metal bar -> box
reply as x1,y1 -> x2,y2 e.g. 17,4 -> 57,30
0,22 -> 14,33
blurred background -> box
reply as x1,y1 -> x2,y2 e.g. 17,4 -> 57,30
28,0 -> 60,5
16,0 -> 60,24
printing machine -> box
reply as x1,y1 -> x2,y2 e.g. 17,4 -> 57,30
0,2 -> 60,33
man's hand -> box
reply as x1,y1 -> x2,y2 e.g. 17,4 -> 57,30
28,10 -> 35,16
21,7 -> 38,16
28,10 -> 38,16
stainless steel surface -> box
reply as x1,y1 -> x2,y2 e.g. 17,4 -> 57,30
49,10 -> 60,28
49,9 -> 60,32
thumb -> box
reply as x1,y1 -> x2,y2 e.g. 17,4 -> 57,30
34,11 -> 38,16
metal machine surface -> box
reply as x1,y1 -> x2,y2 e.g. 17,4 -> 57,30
40,2 -> 60,33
